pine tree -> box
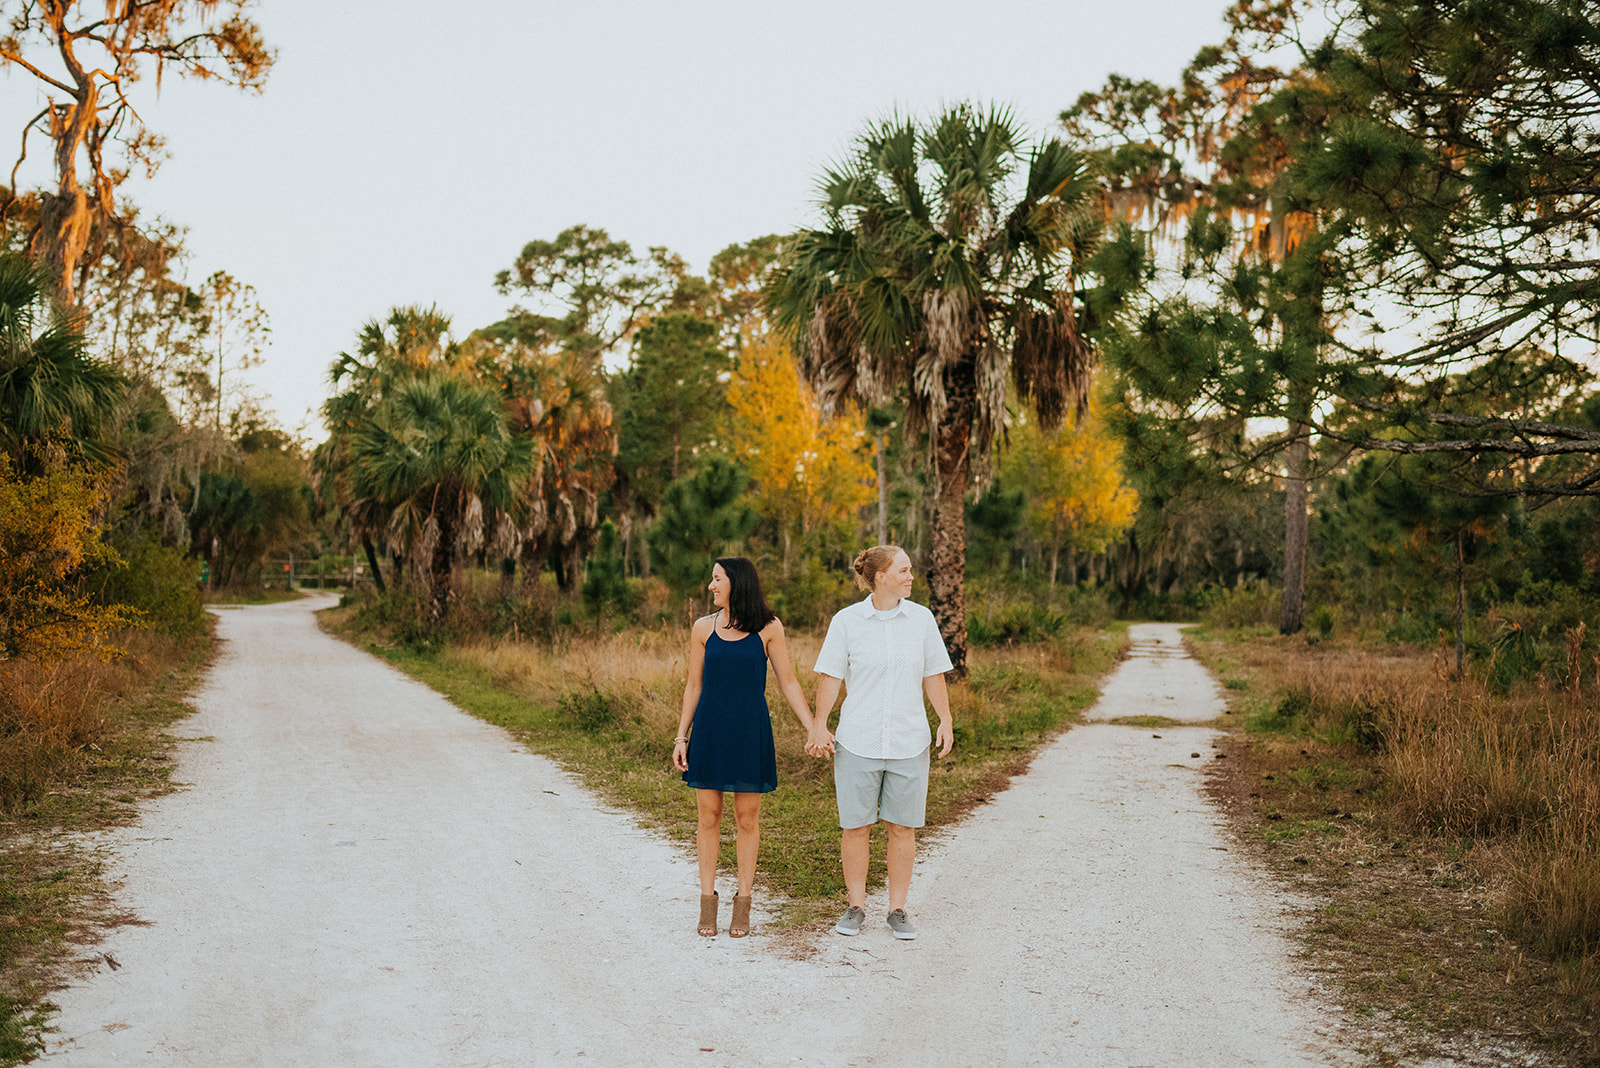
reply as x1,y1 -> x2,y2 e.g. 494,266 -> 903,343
581,519 -> 631,629
648,459 -> 758,606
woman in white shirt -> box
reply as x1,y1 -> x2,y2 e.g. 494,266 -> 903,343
812,545 -> 954,940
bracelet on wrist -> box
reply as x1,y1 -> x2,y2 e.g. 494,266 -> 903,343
674,736 -> 688,743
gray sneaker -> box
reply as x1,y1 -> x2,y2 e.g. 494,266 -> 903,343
886,909 -> 917,940
833,906 -> 866,936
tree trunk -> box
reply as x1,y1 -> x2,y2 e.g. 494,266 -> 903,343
617,511 -> 633,578
551,543 -> 577,592
518,537 -> 543,588
875,430 -> 888,545
1454,527 -> 1466,677
1065,543 -> 1077,590
429,492 -> 461,621
28,34 -> 101,308
1280,421 -> 1310,636
361,534 -> 387,595
928,364 -> 974,678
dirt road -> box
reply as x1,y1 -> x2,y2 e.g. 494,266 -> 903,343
44,604 -> 1357,1066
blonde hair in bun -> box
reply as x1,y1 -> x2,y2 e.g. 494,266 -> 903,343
851,545 -> 904,592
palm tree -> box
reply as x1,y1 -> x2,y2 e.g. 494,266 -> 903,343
315,306 -> 457,592
350,375 -> 533,619
765,104 -> 1100,674
465,327 -> 614,593
0,253 -> 124,465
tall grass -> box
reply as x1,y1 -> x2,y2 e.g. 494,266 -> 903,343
1263,646 -> 1600,963
0,628 -> 210,1065
0,631 -> 195,813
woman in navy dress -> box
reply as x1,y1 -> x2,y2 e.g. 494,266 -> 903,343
672,557 -> 829,937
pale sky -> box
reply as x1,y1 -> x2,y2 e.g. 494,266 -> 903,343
7,1 -> 1231,436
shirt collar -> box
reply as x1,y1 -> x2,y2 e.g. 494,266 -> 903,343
858,594 -> 909,620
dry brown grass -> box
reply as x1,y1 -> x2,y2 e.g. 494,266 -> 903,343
1193,630 -> 1600,1065
0,627 -> 210,1063
0,631 -> 196,814
457,626 -> 823,740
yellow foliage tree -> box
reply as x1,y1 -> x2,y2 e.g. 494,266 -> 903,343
1001,391 -> 1139,585
0,453 -> 137,664
725,335 -> 873,571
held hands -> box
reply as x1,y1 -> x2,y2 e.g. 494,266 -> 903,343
803,725 -> 835,758
935,720 -> 954,759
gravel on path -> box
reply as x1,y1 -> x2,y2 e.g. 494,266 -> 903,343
43,606 -> 1361,1067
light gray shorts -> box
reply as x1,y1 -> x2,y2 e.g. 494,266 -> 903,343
833,745 -> 930,829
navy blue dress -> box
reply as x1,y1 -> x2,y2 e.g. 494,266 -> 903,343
683,629 -> 777,794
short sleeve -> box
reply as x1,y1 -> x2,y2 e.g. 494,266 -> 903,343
921,611 -> 954,676
814,610 -> 850,678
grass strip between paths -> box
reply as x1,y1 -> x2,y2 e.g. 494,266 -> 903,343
323,608 -> 1125,925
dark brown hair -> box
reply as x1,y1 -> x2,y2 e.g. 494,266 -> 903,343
715,557 -> 777,632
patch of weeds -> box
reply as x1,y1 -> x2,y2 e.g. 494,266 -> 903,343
203,588 -> 306,606
0,996 -> 49,1063
1106,715 -> 1180,728
1286,759 -> 1368,791
556,688 -> 631,733
1247,689 -> 1312,735
1223,677 -> 1249,691
1260,822 -> 1305,842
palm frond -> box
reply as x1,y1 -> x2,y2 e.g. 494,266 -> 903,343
768,103 -> 1097,475
0,256 -> 126,461
1012,289 -> 1094,430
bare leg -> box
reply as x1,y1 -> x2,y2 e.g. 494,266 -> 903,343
695,789 -> 724,897
732,792 -> 762,896
841,824 -> 871,908
884,821 -> 915,911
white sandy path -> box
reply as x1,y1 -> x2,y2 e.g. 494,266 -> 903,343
43,605 -> 1359,1067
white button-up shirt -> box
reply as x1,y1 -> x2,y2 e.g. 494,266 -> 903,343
813,595 -> 954,760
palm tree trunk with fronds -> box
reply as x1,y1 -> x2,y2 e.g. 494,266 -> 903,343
429,487 -> 463,621
928,364 -> 975,678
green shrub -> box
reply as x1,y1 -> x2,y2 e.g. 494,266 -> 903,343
349,573 -> 564,651
1487,620 -> 1547,690
556,687 -> 630,732
969,604 -> 1068,646
1311,605 -> 1337,641
1247,685 -> 1387,752
88,532 -> 206,637
1199,580 -> 1282,631
1380,607 -> 1445,645
768,557 -> 858,631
